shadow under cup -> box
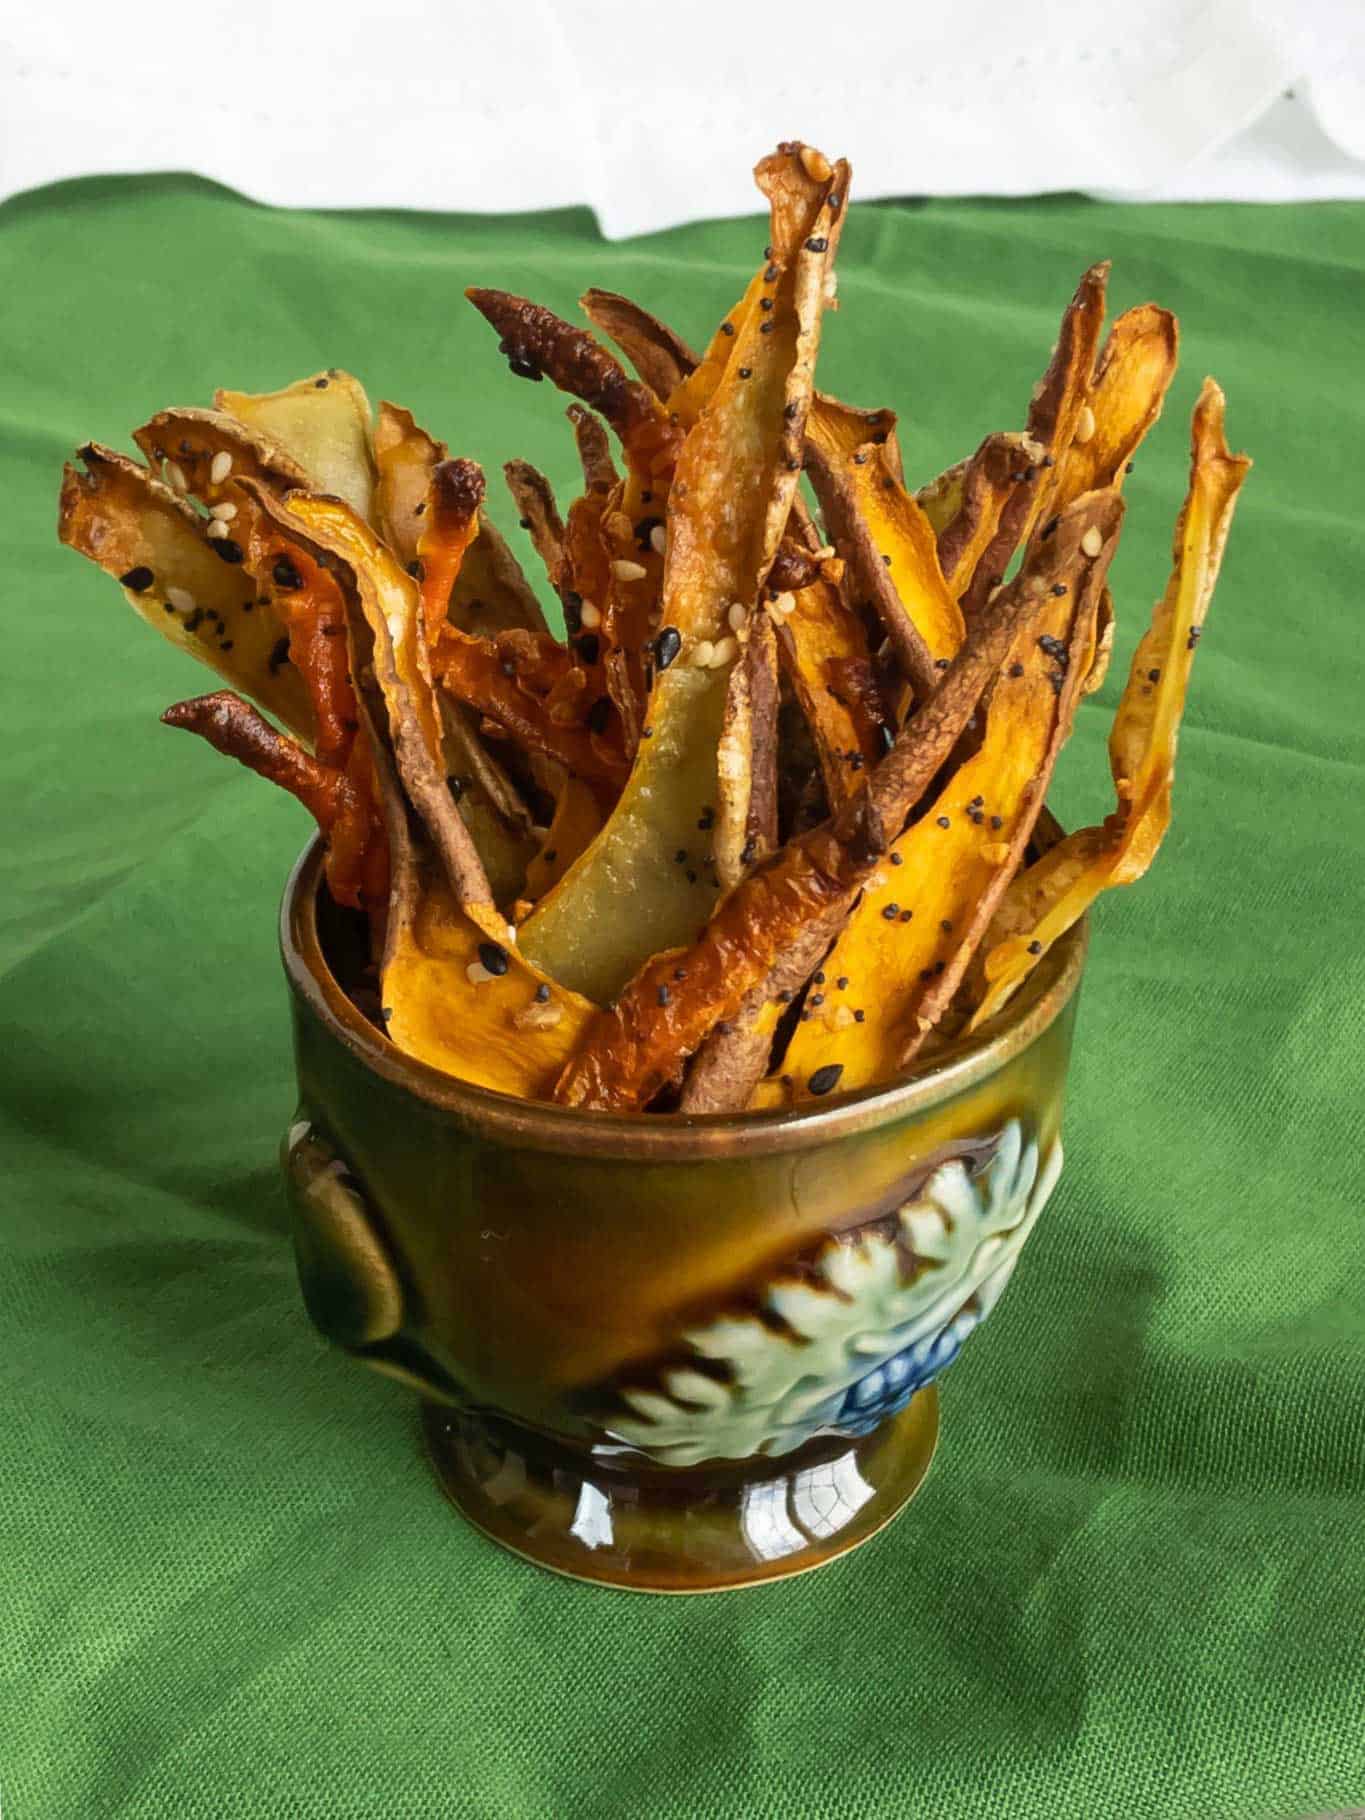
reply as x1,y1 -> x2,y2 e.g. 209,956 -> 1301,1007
280,838 -> 1086,1593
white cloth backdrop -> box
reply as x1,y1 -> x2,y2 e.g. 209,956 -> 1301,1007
2,1 -> 1362,235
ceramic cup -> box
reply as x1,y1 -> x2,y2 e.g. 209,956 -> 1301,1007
280,837 -> 1085,1593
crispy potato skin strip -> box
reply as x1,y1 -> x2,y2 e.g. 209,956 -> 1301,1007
374,401 -> 445,564
958,264 -> 1110,619
806,408 -> 957,697
767,493 -> 1123,1104
968,380 -> 1249,1028
773,575 -> 888,810
215,371 -> 378,522
715,613 -> 780,889
516,144 -> 848,1005
932,432 -> 1035,601
417,459 -> 484,639
553,520 -> 1055,1112
276,492 -> 501,934
161,690 -> 341,823
382,873 -> 595,1098
1055,305 -> 1179,508
465,287 -> 683,484
567,403 -> 620,497
58,444 -> 315,738
133,407 -> 310,502
580,289 -> 700,403
503,460 -> 566,590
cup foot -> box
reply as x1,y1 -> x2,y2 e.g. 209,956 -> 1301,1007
421,1389 -> 939,1593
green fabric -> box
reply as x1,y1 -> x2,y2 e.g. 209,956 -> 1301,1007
3,173 -> 1362,1820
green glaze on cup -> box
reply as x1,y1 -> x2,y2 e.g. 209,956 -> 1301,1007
280,836 -> 1086,1592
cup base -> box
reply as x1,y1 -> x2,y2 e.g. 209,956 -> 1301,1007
421,1389 -> 939,1593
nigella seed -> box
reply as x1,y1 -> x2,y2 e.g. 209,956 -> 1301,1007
477,942 -> 510,976
655,625 -> 682,670
120,566 -> 154,593
535,983 -> 551,1003
273,557 -> 303,591
807,1063 -> 843,1096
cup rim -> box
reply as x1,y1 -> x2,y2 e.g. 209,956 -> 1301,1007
281,836 -> 1086,1159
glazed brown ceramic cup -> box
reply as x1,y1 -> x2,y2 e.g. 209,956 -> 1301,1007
280,837 -> 1086,1593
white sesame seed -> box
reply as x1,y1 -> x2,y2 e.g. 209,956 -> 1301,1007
205,517 -> 228,539
209,500 -> 237,520
166,462 -> 188,492
800,146 -> 832,182
466,961 -> 494,985
612,559 -> 647,583
1081,526 -> 1103,558
505,924 -> 518,944
771,591 -> 796,617
209,450 -> 233,485
650,524 -> 667,555
691,639 -> 715,669
1074,404 -> 1096,445
514,1001 -> 563,1031
709,636 -> 738,668
166,587 -> 195,612
812,544 -> 835,561
728,602 -> 747,634
578,599 -> 601,630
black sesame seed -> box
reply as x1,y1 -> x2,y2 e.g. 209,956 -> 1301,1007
890,852 -> 903,866
836,976 -> 848,990
674,967 -> 687,981
852,1008 -> 865,1023
1009,662 -> 1025,679
1187,626 -> 1202,650
936,815 -> 950,829
1147,667 -> 1161,683
1051,583 -> 1068,596
738,367 -> 752,380
881,553 -> 892,567
211,538 -> 244,565
657,984 -> 671,1007
119,566 -> 154,593
720,322 -> 735,337
414,502 -> 426,516
991,815 -> 1003,829
478,941 -> 509,976
941,919 -> 953,933
447,775 -> 467,799
786,458 -> 802,471
641,727 -> 653,739
760,321 -> 775,334
759,297 -> 774,311
715,1020 -> 734,1037
899,910 -> 913,923
805,236 -> 829,253
777,989 -> 795,1004
183,608 -> 205,632
740,836 -> 757,865
933,960 -> 945,975
698,807 -> 715,831
813,972 -> 826,985
655,625 -> 682,670
807,1063 -> 843,1095
518,517 -> 531,530
273,557 -> 303,591
810,994 -> 824,1007
1124,461 -> 1135,474
1028,940 -> 1044,955
919,968 -> 933,983
882,904 -> 900,920
1041,455 -> 1055,469
934,657 -> 951,671
314,378 -> 328,389
1038,634 -> 1067,660
586,697 -> 611,735
827,194 -> 842,213
853,451 -> 868,465
535,983 -> 551,1003
764,263 -> 779,282
674,849 -> 688,863
162,602 -> 175,614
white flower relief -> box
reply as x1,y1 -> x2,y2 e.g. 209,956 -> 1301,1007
608,1120 -> 1062,1466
